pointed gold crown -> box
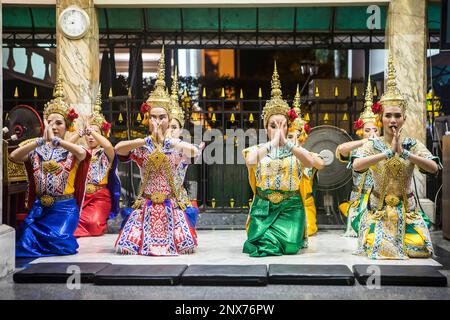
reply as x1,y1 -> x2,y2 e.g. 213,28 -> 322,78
43,65 -> 70,122
262,61 -> 290,127
170,66 -> 185,127
359,76 -> 378,125
90,85 -> 108,131
380,54 -> 406,111
145,46 -> 171,114
289,84 -> 306,132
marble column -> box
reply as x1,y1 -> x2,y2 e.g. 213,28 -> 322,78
0,2 -> 16,278
385,0 -> 428,197
56,0 -> 99,115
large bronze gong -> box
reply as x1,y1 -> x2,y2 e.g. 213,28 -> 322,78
303,125 -> 353,190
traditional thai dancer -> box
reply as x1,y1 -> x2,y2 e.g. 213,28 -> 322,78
337,77 -> 380,237
167,68 -> 204,228
287,85 -> 324,237
114,49 -> 200,256
351,56 -> 440,259
69,89 -> 121,237
242,62 -> 315,257
10,71 -> 90,257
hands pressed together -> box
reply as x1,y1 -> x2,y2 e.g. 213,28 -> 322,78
43,119 -> 55,142
76,123 -> 95,138
150,118 -> 167,145
269,118 -> 288,148
390,126 -> 404,155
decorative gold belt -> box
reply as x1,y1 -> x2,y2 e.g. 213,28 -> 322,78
144,192 -> 172,204
257,190 -> 298,204
372,190 -> 414,207
39,194 -> 74,207
86,183 -> 106,194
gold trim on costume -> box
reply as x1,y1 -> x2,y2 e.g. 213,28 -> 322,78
40,195 -> 55,207
42,160 -> 62,175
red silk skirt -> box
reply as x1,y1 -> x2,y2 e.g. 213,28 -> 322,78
74,188 -> 111,237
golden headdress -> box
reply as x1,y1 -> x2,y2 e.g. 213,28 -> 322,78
262,61 -> 290,128
170,66 -> 185,127
360,76 -> 378,124
90,85 -> 111,137
142,46 -> 171,115
379,54 -> 406,111
289,84 -> 306,132
43,65 -> 78,128
288,84 -> 311,143
354,76 -> 381,137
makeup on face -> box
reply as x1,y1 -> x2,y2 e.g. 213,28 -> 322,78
362,122 -> 379,139
267,115 -> 288,140
47,113 -> 66,138
169,119 -> 182,139
149,107 -> 169,132
383,106 -> 405,132
86,125 -> 101,148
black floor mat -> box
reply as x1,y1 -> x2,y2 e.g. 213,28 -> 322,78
13,262 -> 111,283
94,264 -> 188,285
353,264 -> 448,287
181,265 -> 268,286
268,264 -> 355,285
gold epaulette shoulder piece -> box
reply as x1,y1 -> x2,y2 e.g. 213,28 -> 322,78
18,137 -> 39,147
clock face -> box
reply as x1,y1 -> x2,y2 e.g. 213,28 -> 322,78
59,6 -> 90,39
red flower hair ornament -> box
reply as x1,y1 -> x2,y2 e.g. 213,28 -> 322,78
303,123 -> 311,134
371,101 -> 383,115
140,102 -> 151,114
102,121 -> 111,133
287,109 -> 299,122
67,108 -> 79,123
353,119 -> 364,130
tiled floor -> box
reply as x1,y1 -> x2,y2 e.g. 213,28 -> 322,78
30,230 -> 442,267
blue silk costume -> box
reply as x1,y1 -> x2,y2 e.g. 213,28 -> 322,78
16,144 -> 90,257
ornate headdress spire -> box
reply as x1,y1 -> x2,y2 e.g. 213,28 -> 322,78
359,76 -> 378,124
288,84 -> 311,142
94,84 -> 102,114
292,84 -> 302,114
379,54 -> 406,111
364,76 -> 372,108
90,85 -> 111,136
354,76 -> 381,136
289,84 -> 306,132
143,46 -> 171,115
262,61 -> 290,127
170,66 -> 185,127
44,64 -> 78,128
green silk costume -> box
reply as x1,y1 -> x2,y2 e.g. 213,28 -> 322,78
242,144 -> 307,257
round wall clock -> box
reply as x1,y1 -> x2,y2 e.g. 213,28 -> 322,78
58,6 -> 90,40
